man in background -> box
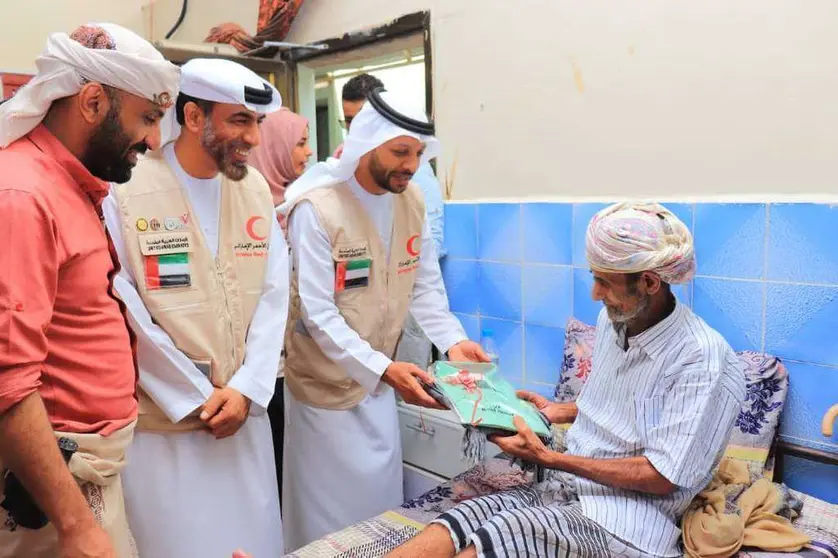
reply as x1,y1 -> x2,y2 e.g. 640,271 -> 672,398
0,23 -> 179,557
339,73 -> 446,370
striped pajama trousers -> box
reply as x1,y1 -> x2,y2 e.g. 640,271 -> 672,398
432,483 -> 645,557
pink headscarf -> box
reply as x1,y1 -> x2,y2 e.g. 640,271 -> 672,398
249,107 -> 309,206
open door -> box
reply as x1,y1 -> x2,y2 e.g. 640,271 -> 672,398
285,11 -> 433,163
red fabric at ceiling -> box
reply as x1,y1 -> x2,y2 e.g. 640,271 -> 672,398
205,0 -> 305,53
257,0 -> 305,38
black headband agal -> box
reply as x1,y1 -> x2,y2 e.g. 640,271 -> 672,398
244,83 -> 273,106
367,87 -> 434,136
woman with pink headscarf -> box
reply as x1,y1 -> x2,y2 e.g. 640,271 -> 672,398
248,106 -> 311,510
250,106 -> 313,212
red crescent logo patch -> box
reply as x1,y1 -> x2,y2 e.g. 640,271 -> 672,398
406,234 -> 421,257
246,216 -> 268,241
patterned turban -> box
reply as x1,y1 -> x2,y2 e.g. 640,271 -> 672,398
585,202 -> 696,285
0,23 -> 180,148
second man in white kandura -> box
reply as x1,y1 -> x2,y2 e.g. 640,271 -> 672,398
102,58 -> 288,557
279,88 -> 489,551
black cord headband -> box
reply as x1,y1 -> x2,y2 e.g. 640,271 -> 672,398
367,87 -> 435,136
244,83 -> 274,105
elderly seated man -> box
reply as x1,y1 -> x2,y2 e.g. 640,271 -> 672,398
389,202 -> 747,558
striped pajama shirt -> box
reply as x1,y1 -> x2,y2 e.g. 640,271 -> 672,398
434,301 -> 746,557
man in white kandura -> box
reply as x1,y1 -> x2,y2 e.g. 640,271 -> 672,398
102,58 -> 288,557
279,88 -> 490,551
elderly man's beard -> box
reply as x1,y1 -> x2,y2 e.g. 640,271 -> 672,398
369,151 -> 413,194
82,104 -> 147,184
605,289 -> 651,324
201,122 -> 250,181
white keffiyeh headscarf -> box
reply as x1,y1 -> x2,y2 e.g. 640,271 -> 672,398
585,202 -> 696,285
0,23 -> 180,148
278,90 -> 440,215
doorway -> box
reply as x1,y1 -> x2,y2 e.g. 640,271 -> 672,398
285,11 -> 432,164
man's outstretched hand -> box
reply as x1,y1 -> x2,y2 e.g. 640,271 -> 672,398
382,362 -> 446,410
447,340 -> 491,363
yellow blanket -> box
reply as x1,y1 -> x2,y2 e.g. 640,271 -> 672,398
682,458 -> 810,557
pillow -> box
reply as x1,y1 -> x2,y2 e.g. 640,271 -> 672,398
553,319 -> 789,478
553,318 -> 596,403
723,352 -> 788,479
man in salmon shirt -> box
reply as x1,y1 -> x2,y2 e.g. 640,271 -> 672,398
0,23 -> 179,558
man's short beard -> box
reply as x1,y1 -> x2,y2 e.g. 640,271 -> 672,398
81,93 -> 144,183
200,121 -> 249,181
605,279 -> 651,324
368,150 -> 412,194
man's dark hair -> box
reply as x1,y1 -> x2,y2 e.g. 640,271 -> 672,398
342,74 -> 384,102
175,93 -> 214,126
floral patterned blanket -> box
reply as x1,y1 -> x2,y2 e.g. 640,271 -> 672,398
287,456 -> 838,558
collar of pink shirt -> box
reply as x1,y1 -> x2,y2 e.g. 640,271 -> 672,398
27,124 -> 111,209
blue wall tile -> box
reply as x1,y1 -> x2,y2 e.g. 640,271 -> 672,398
442,259 -> 480,315
572,268 -> 601,326
782,456 -> 838,504
663,203 -> 695,232
779,362 -> 838,449
572,203 -> 609,267
694,203 -> 766,280
765,284 -> 838,367
522,203 -> 572,265
693,278 -> 763,352
523,265 -> 573,328
478,203 -> 521,262
443,203 -> 478,259
454,313 -> 481,343
482,317 -> 523,385
478,262 -> 523,321
768,204 -> 838,284
524,324 -> 565,386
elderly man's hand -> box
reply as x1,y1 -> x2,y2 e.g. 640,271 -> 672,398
447,340 -> 491,363
489,416 -> 552,466
516,390 -> 575,424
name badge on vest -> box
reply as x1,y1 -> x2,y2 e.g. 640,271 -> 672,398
138,232 -> 195,290
333,241 -> 371,293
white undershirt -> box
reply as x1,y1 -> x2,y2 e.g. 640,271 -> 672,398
287,176 -> 467,395
164,144 -> 222,255
102,144 -> 290,422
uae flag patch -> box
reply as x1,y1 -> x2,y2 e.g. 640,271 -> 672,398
145,253 -> 191,290
335,258 -> 371,292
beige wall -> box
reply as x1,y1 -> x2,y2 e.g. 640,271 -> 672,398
0,0 -> 258,72
288,0 -> 838,201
